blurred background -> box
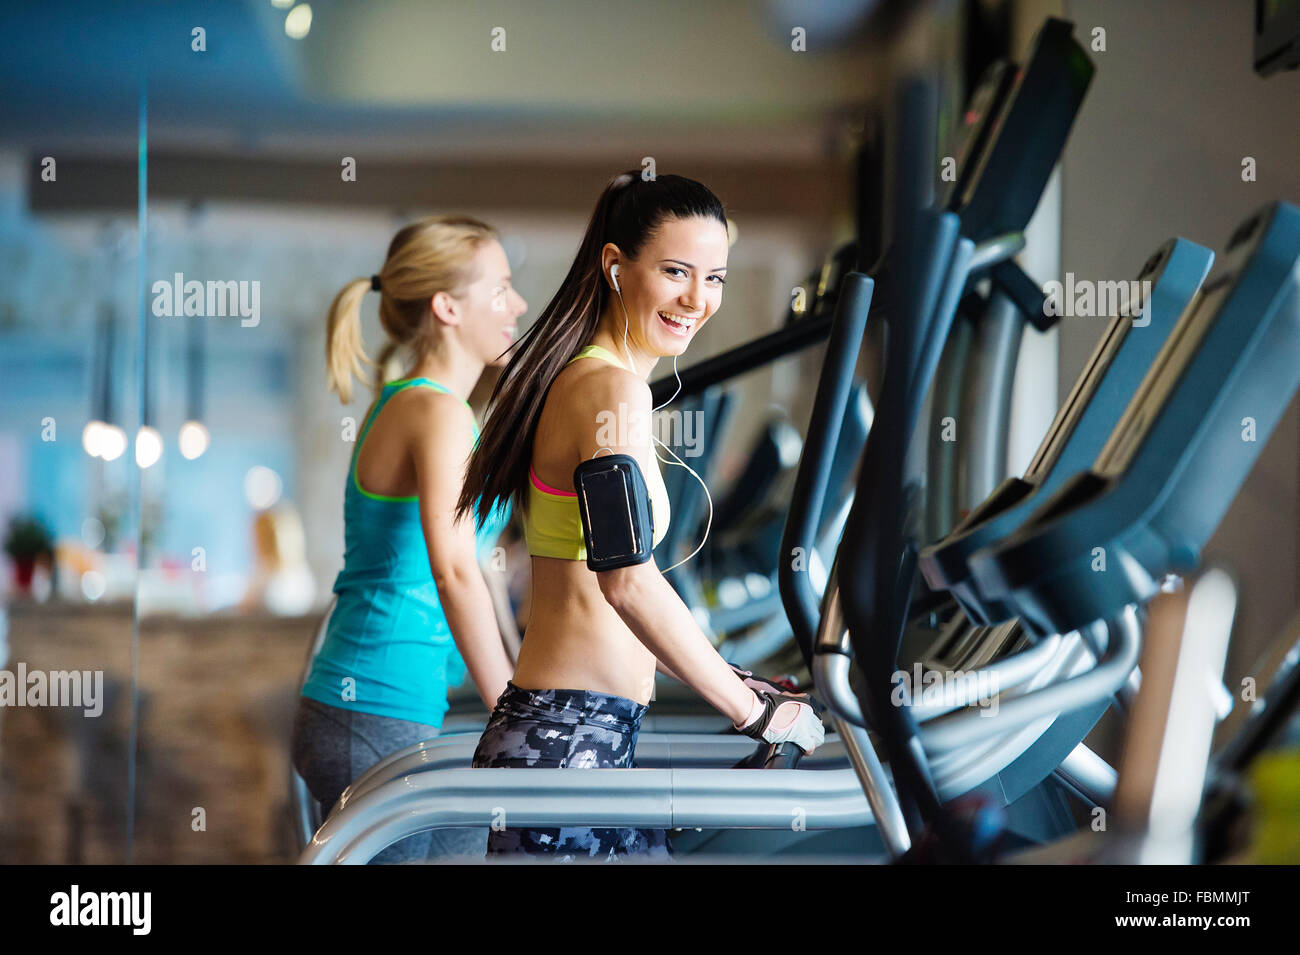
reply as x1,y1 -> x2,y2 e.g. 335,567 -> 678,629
0,0 -> 1296,863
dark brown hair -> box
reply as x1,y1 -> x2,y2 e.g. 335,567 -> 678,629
457,170 -> 726,526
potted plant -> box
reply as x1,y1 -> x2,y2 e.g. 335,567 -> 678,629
4,515 -> 54,593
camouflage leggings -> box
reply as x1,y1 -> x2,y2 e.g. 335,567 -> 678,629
471,682 -> 672,862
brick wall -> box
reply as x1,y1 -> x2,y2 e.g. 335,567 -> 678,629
1,603 -> 318,863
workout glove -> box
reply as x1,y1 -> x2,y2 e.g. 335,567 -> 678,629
729,663 -> 826,716
729,662 -> 801,696
734,691 -> 826,755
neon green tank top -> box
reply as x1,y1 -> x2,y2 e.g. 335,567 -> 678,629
525,345 -> 671,560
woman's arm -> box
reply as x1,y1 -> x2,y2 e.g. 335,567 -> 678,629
655,658 -> 683,682
409,393 -> 515,709
575,369 -> 753,724
610,569 -> 822,753
602,564 -> 753,723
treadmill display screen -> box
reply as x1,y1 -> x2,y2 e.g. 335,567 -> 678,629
1094,277 -> 1235,477
1023,290 -> 1132,481
954,66 -> 1010,171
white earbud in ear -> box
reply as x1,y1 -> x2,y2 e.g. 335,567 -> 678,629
610,264 -> 621,293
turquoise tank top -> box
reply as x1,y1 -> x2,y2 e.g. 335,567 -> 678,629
301,378 -> 510,727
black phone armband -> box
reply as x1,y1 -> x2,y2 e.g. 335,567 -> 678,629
574,454 -> 654,572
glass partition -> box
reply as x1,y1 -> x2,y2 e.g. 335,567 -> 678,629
0,152 -> 142,863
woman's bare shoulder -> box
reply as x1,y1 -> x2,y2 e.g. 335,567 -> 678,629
551,356 -> 649,416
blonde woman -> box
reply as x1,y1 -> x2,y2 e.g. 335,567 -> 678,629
291,216 -> 527,862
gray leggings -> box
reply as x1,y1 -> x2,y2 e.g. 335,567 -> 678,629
291,696 -> 488,863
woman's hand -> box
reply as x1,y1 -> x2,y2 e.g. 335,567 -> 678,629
734,691 -> 826,755
728,663 -> 802,697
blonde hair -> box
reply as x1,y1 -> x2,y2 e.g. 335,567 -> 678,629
325,215 -> 499,403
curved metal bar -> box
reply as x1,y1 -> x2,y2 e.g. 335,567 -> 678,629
812,612 -> 1107,801
779,272 -> 875,666
301,766 -> 875,865
927,230 -> 1026,544
920,607 -> 1141,752
815,654 -> 866,727
926,316 -> 974,541
909,633 -> 1065,721
812,575 -> 866,726
1054,743 -> 1117,807
966,231 -> 1026,274
316,706 -> 1095,865
927,634 -> 1096,801
831,714 -> 910,858
338,733 -> 857,810
718,491 -> 855,669
336,731 -> 487,812
813,574 -> 1069,729
959,289 -> 1025,507
313,630 -> 1108,864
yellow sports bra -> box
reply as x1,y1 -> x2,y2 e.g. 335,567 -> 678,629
525,344 -> 671,560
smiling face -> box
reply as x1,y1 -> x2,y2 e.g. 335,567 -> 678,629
605,215 -> 729,361
449,239 -> 528,367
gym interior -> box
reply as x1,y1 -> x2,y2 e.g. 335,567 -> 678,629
1,0 -> 1299,878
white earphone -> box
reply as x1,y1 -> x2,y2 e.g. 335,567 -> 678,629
607,259 -> 713,574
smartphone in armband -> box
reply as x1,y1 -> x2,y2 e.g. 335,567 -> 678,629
573,454 -> 655,572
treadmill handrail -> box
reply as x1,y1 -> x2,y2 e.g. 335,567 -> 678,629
300,766 -> 875,864
812,576 -> 1066,728
338,734 -> 857,811
779,272 -> 874,666
911,632 -> 1065,721
649,312 -> 835,406
783,231 -> 1015,670
966,231 -> 1025,273
919,608 -> 1141,753
645,232 -> 1022,411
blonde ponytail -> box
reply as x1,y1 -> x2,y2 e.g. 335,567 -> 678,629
325,216 -> 499,405
325,278 -> 373,404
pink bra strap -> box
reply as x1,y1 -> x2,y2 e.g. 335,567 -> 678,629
530,465 -> 576,497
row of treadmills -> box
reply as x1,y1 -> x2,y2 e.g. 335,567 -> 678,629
297,16 -> 1300,863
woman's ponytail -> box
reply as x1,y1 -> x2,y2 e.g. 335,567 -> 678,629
325,278 -> 373,404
